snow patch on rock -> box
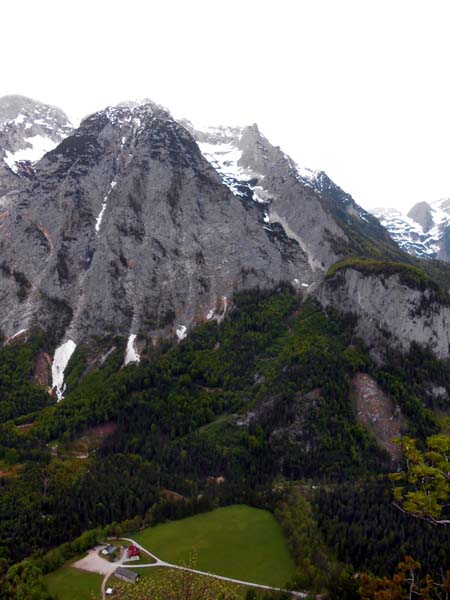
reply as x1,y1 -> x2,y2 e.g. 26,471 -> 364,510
197,137 -> 270,202
95,180 -> 117,233
4,134 -> 58,173
176,325 -> 187,340
10,328 -> 27,339
52,340 -> 77,401
124,334 -> 140,366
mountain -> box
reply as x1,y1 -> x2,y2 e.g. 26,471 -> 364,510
371,198 -> 450,261
0,99 -> 409,383
1,95 -> 450,394
0,95 -> 73,190
0,103 -> 314,354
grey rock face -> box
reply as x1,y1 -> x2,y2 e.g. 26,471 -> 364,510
190,123 -> 402,271
0,101 -> 315,344
189,122 -> 349,272
407,201 -> 434,233
318,267 -> 450,360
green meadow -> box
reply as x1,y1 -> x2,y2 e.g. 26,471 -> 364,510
133,504 -> 296,588
45,564 -> 102,600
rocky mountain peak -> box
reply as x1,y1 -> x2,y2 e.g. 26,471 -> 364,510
103,99 -> 172,128
407,201 -> 434,232
371,199 -> 450,260
0,94 -> 73,179
0,94 -> 71,128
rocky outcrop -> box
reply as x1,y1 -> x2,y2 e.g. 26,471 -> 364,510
318,266 -> 450,360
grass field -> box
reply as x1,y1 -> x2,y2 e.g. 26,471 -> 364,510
45,564 -> 102,600
133,505 -> 296,588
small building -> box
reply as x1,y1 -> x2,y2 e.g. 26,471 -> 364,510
105,588 -> 113,595
115,567 -> 140,584
127,545 -> 140,559
102,544 -> 117,556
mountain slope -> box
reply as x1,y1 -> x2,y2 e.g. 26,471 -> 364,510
188,122 -> 405,266
319,258 -> 450,361
2,97 -> 450,595
188,122 -> 349,271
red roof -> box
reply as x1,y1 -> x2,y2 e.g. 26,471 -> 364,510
127,545 -> 140,557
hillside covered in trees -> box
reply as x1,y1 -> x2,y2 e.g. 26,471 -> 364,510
1,285 -> 450,598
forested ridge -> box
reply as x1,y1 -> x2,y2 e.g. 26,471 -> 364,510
1,285 -> 450,597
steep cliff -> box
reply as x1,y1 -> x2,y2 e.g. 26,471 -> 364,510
189,122 -> 403,270
318,260 -> 450,361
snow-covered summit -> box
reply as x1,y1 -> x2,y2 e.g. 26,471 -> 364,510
371,199 -> 450,259
0,95 -> 73,175
0,94 -> 72,129
102,100 -> 172,128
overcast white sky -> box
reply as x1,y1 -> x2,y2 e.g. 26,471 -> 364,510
2,0 -> 450,213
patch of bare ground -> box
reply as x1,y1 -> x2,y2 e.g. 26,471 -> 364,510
351,372 -> 406,460
68,422 -> 118,458
196,385 -> 224,393
161,489 -> 186,502
4,329 -> 29,345
33,351 -> 52,387
16,422 -> 34,432
72,547 -> 119,575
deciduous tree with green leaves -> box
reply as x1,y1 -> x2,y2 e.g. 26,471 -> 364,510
390,422 -> 450,526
